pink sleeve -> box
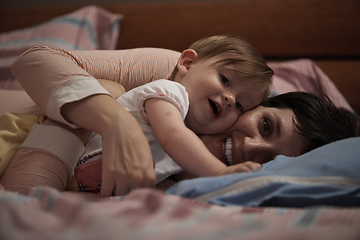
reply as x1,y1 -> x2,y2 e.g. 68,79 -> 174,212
11,46 -> 181,116
0,90 -> 42,116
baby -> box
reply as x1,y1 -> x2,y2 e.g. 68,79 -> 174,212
70,35 -> 273,192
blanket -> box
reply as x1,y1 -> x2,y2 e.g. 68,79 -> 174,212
168,137 -> 360,207
1,187 -> 360,240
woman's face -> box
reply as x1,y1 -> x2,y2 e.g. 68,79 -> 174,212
199,105 -> 309,165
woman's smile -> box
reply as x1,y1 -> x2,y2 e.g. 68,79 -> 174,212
222,136 -> 234,166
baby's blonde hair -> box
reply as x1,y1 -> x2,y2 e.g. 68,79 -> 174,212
170,35 -> 273,99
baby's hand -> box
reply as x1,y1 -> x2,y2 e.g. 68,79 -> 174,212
217,161 -> 261,176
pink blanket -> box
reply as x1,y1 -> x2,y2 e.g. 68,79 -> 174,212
1,187 -> 359,240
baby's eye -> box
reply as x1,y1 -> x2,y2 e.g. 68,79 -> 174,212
220,75 -> 229,86
235,101 -> 242,112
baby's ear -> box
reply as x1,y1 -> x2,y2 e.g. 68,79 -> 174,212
177,49 -> 197,75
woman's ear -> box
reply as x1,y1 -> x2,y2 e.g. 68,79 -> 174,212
177,49 -> 198,75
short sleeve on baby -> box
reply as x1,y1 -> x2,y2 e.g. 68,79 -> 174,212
137,79 -> 189,121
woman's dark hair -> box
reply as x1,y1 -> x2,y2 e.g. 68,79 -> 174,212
261,91 -> 359,153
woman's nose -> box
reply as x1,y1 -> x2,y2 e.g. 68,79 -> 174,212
222,93 -> 235,109
241,137 -> 271,163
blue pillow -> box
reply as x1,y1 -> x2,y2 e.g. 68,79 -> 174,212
167,137 -> 360,207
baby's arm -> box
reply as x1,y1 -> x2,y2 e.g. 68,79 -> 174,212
145,98 -> 261,177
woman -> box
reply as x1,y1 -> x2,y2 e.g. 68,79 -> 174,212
1,47 -> 356,197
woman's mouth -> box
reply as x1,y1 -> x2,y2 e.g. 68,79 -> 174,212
222,137 -> 233,166
209,99 -> 220,118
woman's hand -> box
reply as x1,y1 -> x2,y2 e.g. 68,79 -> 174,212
99,107 -> 156,196
61,93 -> 156,196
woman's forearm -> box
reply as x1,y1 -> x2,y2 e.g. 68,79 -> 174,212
61,93 -> 157,196
60,94 -> 128,135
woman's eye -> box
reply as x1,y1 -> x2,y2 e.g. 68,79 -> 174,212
260,118 -> 271,138
235,102 -> 242,112
263,118 -> 271,137
220,75 -> 229,86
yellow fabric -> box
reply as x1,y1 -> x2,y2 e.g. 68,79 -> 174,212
0,113 -> 46,176
0,112 -> 79,191
65,176 -> 79,191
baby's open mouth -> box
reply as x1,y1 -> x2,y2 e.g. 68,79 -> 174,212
223,137 -> 233,166
209,99 -> 220,117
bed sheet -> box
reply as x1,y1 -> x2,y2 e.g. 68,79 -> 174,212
1,186 -> 360,240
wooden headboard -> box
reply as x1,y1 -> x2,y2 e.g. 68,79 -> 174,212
1,0 -> 359,114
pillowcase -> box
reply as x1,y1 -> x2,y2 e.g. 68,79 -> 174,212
268,59 -> 354,114
0,5 -> 122,89
167,137 -> 360,208
269,59 -> 359,133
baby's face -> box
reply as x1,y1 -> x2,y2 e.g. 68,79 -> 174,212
179,56 -> 268,135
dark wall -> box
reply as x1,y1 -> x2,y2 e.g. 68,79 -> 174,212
0,0 -> 226,8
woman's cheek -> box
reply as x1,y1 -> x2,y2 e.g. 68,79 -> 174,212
199,135 -> 222,159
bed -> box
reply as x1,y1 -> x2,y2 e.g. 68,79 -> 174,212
0,1 -> 360,239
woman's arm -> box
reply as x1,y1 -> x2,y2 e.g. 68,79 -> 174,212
61,93 -> 156,196
98,79 -> 126,99
11,46 -> 181,121
60,79 -> 155,196
11,46 -> 180,196
145,98 -> 261,177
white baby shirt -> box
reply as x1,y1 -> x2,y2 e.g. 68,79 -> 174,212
77,79 -> 189,184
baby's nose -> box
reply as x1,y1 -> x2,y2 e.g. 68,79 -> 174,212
223,93 -> 235,108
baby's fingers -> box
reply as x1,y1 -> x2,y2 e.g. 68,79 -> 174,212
228,161 -> 261,173
241,161 -> 262,171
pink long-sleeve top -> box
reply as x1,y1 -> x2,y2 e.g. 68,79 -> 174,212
11,46 -> 181,126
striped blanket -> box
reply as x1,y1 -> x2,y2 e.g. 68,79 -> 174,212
0,5 -> 121,89
1,186 -> 359,240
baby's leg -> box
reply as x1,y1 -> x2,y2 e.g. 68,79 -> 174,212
0,120 -> 88,194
